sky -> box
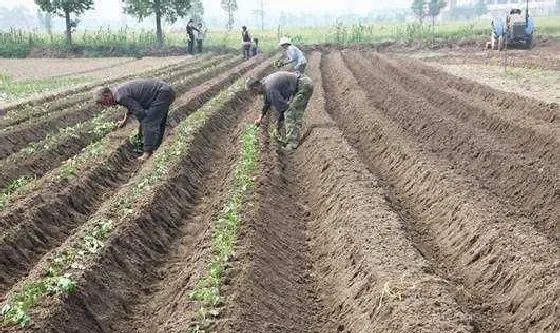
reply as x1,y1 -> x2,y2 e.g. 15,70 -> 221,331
1,0 -> 411,20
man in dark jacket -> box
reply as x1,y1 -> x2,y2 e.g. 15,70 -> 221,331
186,19 -> 200,55
93,78 -> 176,162
241,26 -> 252,60
247,71 -> 314,151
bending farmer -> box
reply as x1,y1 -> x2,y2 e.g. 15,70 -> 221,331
247,71 -> 314,151
276,37 -> 307,74
93,78 -> 176,162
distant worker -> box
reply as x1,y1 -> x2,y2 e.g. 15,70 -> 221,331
93,79 -> 176,162
251,37 -> 262,57
276,37 -> 307,74
241,26 -> 252,60
247,71 -> 314,151
196,22 -> 207,54
186,19 -> 200,55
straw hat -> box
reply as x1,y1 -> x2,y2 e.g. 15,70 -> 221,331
279,36 -> 292,46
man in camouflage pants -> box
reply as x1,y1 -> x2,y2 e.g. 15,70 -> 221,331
247,71 -> 314,151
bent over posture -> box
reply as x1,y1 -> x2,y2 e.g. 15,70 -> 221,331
93,78 -> 176,162
247,71 -> 313,151
277,37 -> 307,74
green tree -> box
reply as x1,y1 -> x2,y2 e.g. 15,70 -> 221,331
221,0 -> 238,31
188,0 -> 204,24
411,0 -> 426,24
34,0 -> 94,46
251,0 -> 265,30
36,9 -> 53,34
474,0 -> 488,18
428,0 -> 447,46
123,0 -> 192,48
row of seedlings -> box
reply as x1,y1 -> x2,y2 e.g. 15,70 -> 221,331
188,124 -> 260,332
0,59 -> 273,329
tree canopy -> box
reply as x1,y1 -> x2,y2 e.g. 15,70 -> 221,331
221,0 -> 238,31
35,0 -> 94,45
122,0 -> 192,47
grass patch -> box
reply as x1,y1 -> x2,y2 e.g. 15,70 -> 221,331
188,125 -> 260,332
0,75 -> 91,103
1,16 -> 559,57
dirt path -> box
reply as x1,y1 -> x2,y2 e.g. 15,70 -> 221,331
215,108 -> 323,333
321,50 -> 559,333
0,56 -> 190,82
342,51 -> 560,242
433,64 -> 560,105
214,52 -> 478,333
106,99 -> 259,333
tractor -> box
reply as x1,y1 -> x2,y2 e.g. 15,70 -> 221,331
490,8 -> 535,50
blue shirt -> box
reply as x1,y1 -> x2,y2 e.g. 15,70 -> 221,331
285,45 -> 306,67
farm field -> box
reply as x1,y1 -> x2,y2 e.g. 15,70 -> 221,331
395,38 -> 560,104
0,55 -> 196,105
0,46 -> 559,333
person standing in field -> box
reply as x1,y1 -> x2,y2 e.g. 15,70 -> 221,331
241,26 -> 252,60
276,37 -> 307,74
247,71 -> 314,151
186,19 -> 200,55
196,22 -> 207,54
251,37 -> 262,57
92,79 -> 176,162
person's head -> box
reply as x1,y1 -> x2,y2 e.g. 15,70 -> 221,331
242,26 -> 247,31
279,36 -> 291,50
188,19 -> 193,23
246,77 -> 264,95
92,87 -> 116,107
198,22 -> 203,28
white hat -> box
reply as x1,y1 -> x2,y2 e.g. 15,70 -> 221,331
279,36 -> 292,46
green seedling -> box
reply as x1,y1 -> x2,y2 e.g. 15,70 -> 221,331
189,125 -> 260,329
0,175 -> 32,210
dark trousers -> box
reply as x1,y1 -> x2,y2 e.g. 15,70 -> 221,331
243,44 -> 251,59
197,39 -> 203,53
187,36 -> 194,54
142,87 -> 176,152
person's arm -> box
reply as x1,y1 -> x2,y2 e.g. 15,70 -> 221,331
117,110 -> 129,128
118,96 -> 148,122
282,47 -> 297,65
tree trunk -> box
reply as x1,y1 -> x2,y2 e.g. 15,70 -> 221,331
64,9 -> 72,46
155,11 -> 163,48
432,15 -> 436,48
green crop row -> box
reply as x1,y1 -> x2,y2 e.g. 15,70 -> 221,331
0,79 -> 247,328
188,124 -> 260,333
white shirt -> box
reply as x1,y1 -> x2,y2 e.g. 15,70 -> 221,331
285,45 -> 306,67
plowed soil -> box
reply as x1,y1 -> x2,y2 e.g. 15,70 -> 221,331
1,47 -> 559,333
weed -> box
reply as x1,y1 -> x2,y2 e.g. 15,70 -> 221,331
0,175 -> 32,211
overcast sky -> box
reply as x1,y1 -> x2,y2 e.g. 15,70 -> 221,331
0,0 -> 411,20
